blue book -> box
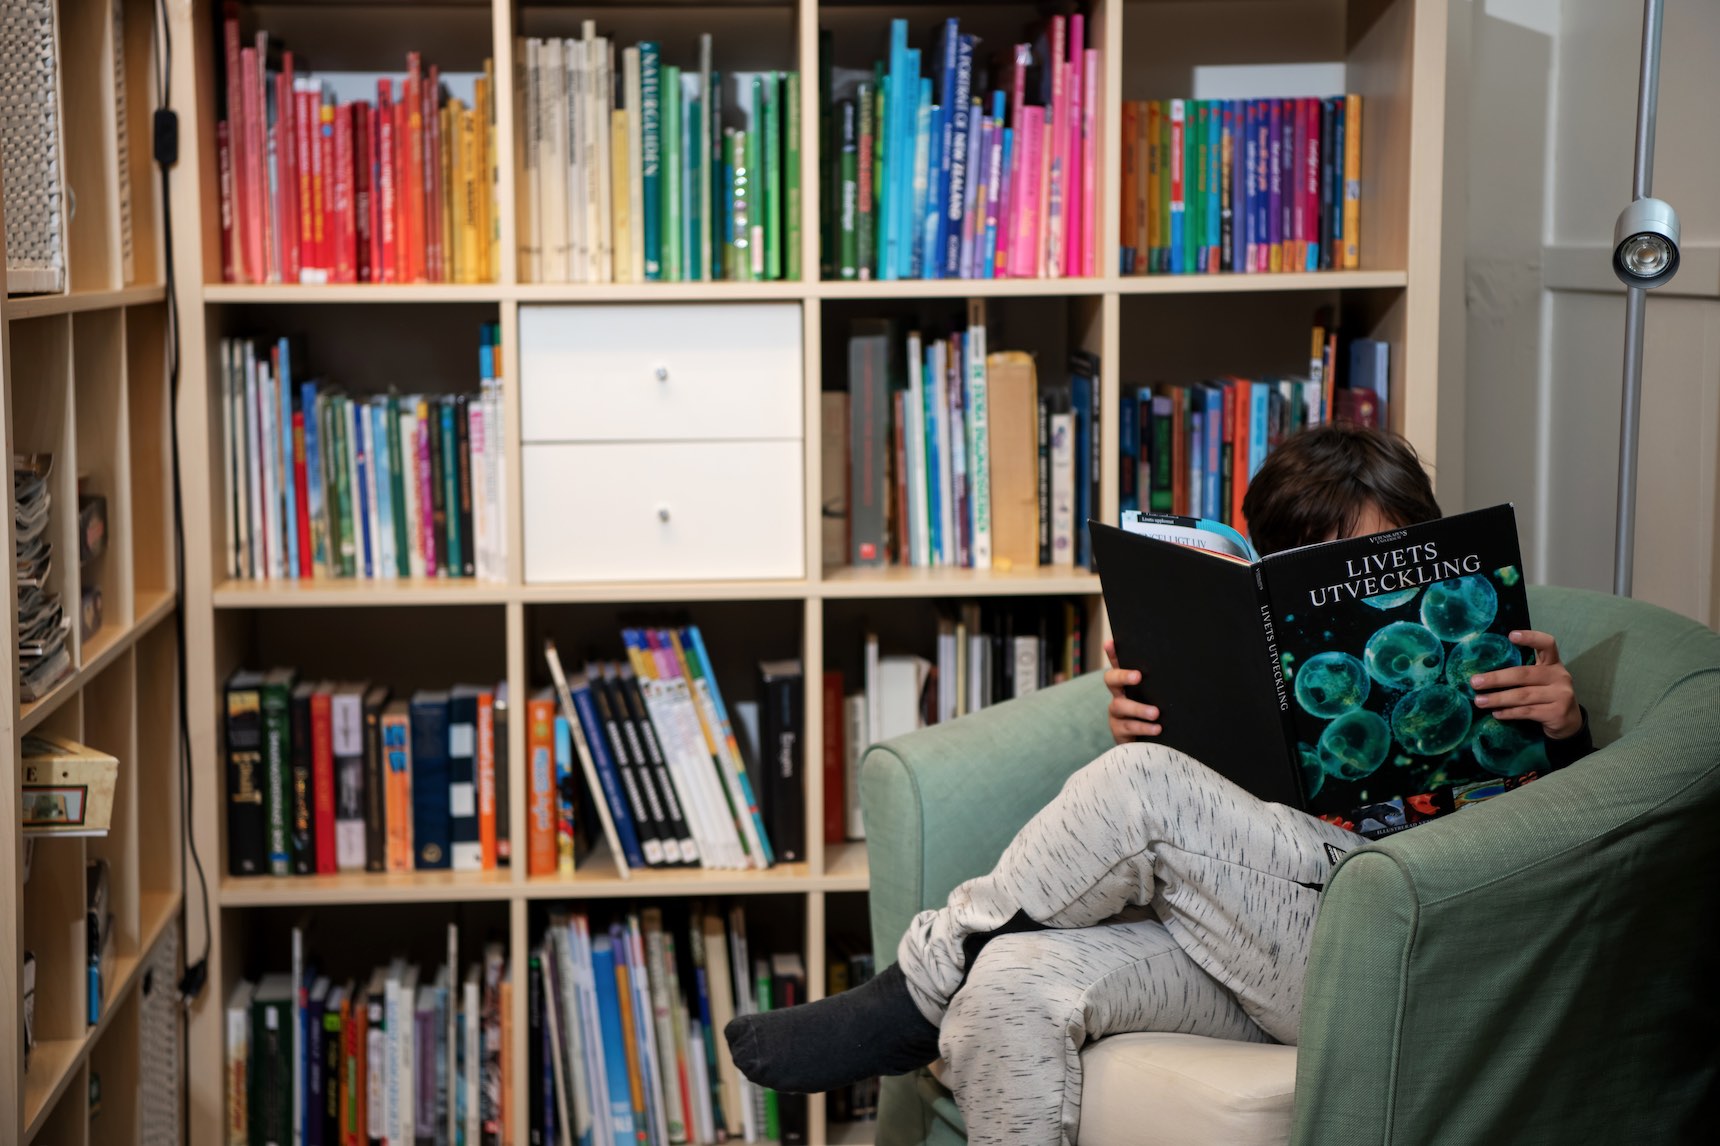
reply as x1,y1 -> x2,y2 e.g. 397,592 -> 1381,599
944,32 -> 975,276
1243,102 -> 1258,270
1330,97 -> 1347,258
1204,384 -> 1223,520
930,19 -> 958,277
1120,390 -> 1141,515
640,42 -> 662,279
1072,376 -> 1093,566
882,21 -> 911,280
369,402 -> 393,578
921,343 -> 943,563
910,78 -> 933,278
350,400 -> 373,578
682,626 -> 775,864
687,94 -> 702,281
1249,382 -> 1271,478
276,339 -> 299,577
1208,102 -> 1222,263
447,685 -> 483,870
571,680 -> 648,869
409,690 -> 452,869
1229,100 -> 1246,271
590,938 -> 639,1146
305,984 -> 326,1146
898,50 -> 924,279
300,380 -> 324,573
921,97 -> 943,278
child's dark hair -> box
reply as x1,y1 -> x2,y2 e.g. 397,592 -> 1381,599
1242,425 -> 1441,556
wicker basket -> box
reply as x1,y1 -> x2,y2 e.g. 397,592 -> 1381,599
0,0 -> 69,295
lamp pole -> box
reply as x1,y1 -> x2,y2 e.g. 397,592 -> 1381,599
1614,0 -> 1665,598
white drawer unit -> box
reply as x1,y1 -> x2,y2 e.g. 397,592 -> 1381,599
523,441 -> 805,583
520,302 -> 803,443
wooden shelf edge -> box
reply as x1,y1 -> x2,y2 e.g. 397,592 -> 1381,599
203,283 -> 507,304
22,888 -> 182,1145
20,592 -> 178,736
7,283 -> 168,320
816,276 -> 1106,299
212,578 -> 514,608
1115,269 -> 1408,295
820,567 -> 1101,599
219,870 -> 518,907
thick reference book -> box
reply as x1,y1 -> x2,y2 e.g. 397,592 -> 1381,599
1092,504 -> 1549,838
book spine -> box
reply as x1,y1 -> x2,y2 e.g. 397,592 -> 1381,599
477,691 -> 498,869
762,73 -> 781,281
838,99 -> 858,279
1343,94 -> 1361,268
310,689 -> 337,874
663,65 -> 683,282
330,691 -> 365,871
410,695 -> 453,869
448,691 -> 482,871
1168,100 -> 1185,274
943,32 -> 973,277
1318,97 -> 1335,271
1267,100 -> 1283,271
569,683 -> 650,872
383,706 -> 414,874
361,691 -> 386,873
786,72 -> 802,280
761,667 -> 804,864
640,43 -> 662,279
262,676 -> 293,875
526,695 -> 558,876
290,687 -> 315,875
225,678 -> 267,875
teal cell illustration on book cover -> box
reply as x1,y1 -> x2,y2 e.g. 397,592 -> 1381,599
1260,504 -> 1545,835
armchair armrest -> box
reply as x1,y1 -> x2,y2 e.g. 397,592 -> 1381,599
1292,669 -> 1720,1145
861,672 -> 1116,966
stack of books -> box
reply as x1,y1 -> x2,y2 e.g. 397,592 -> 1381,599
825,600 -> 1088,841
824,14 -> 1101,281
217,15 -> 499,284
534,631 -> 803,875
1119,318 -> 1389,533
834,305 -> 1101,572
15,453 -> 69,702
1120,95 -> 1363,275
219,323 -> 507,583
533,905 -> 807,1145
226,925 -> 508,1146
223,672 -> 510,878
519,28 -> 801,283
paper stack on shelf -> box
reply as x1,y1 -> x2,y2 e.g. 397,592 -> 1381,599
15,452 -> 69,701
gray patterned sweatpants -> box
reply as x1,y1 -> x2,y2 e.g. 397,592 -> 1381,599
896,742 -> 1361,1146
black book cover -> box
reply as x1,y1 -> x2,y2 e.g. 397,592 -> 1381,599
290,682 -> 317,875
362,684 -> 390,873
225,670 -> 267,876
527,952 -> 545,1146
618,669 -> 696,866
589,670 -> 667,866
455,393 -> 477,577
494,685 -> 511,863
427,400 -> 448,575
760,659 -> 805,864
1036,391 -> 1052,565
1319,97 -> 1337,271
1094,505 -> 1538,836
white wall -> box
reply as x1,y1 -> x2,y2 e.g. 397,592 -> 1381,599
1458,0 -> 1720,627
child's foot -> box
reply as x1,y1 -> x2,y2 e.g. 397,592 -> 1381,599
725,962 -> 940,1094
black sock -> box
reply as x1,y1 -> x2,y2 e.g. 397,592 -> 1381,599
959,909 -> 1047,984
725,962 -> 941,1094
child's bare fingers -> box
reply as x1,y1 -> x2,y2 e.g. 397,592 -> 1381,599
1104,640 -> 1119,669
1487,705 -> 1547,724
1110,696 -> 1159,722
1470,665 -> 1545,691
1114,719 -> 1163,739
1104,667 -> 1142,693
1473,686 -> 1554,710
1508,629 -> 1562,665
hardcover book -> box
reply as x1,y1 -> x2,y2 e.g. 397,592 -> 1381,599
1093,505 -> 1553,838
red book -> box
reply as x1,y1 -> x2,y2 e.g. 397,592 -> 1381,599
404,56 -> 426,282
293,409 -> 312,577
477,690 -> 497,869
1231,378 -> 1253,531
278,55 -> 300,284
223,16 -> 245,281
238,47 -> 267,283
294,87 -> 316,280
354,102 -> 375,283
318,94 -> 336,280
304,89 -> 324,280
822,671 -> 846,845
252,34 -> 276,283
333,104 -> 355,283
893,391 -> 910,563
425,64 -> 443,282
311,687 -> 337,873
377,81 -> 398,283
217,120 -> 235,282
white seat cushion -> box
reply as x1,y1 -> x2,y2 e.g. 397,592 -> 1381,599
1075,1033 -> 1297,1146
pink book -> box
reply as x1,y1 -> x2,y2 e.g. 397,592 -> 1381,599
1066,17 -> 1084,276
1303,98 -> 1321,270
1001,43 -> 1030,277
1012,107 -> 1046,278
333,104 -> 355,283
1040,18 -> 1064,278
417,411 -> 437,576
1082,49 -> 1099,278
987,118 -> 1008,278
377,81 -> 398,283
238,47 -> 267,283
278,56 -> 300,285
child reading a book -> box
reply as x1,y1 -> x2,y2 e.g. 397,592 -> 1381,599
726,425 -> 1594,1146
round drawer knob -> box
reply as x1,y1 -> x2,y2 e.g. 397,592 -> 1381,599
657,504 -> 672,523
654,365 -> 669,381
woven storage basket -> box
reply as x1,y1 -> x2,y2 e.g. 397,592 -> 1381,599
137,922 -> 183,1146
0,0 -> 69,294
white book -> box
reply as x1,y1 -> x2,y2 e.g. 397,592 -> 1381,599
225,980 -> 254,1146
965,299 -> 992,569
463,966 -> 481,1146
396,964 -> 421,1146
545,924 -> 594,1144
583,24 -> 608,283
565,37 -> 586,282
570,917 -> 612,1144
248,348 -> 274,578
905,331 -> 930,566
539,39 -> 569,281
687,1023 -> 714,1144
520,38 -> 543,282
243,344 -> 264,578
878,655 -> 932,741
399,406 -> 425,579
631,675 -> 718,868
467,399 -> 487,582
365,969 -> 387,1144
661,673 -> 746,868
844,692 -> 868,839
488,383 -> 509,580
220,340 -> 238,579
1014,635 -> 1041,697
624,48 -> 645,282
930,337 -> 955,566
1051,409 -> 1075,566
864,631 -> 882,745
673,645 -> 771,869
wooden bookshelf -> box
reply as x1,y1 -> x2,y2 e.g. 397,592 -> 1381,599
3,5 -> 180,1142
159,1 -> 1453,1144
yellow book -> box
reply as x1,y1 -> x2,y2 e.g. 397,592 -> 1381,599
474,69 -> 493,282
461,108 -> 481,283
442,101 -> 460,281
611,107 -> 631,283
480,60 -> 497,281
1343,93 -> 1362,269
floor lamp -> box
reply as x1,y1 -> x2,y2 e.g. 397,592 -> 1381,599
1611,0 -> 1681,596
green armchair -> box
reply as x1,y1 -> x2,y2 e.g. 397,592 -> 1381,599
860,586 -> 1720,1145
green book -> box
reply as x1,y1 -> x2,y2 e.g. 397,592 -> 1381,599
640,42 -> 662,279
761,74 -> 780,281
745,115 -> 763,279
730,129 -> 751,281
856,79 -> 875,278
755,963 -> 780,1140
818,29 -> 834,279
386,394 -> 408,578
440,398 -> 461,577
330,397 -> 355,577
1185,101 -> 1200,274
687,94 -> 703,281
260,667 -> 297,875
663,65 -> 682,281
249,975 -> 294,1146
837,97 -> 858,279
785,71 -> 801,281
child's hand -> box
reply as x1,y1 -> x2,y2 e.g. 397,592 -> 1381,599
1104,639 -> 1162,743
1470,630 -> 1583,740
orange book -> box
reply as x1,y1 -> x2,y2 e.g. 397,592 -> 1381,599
1168,385 -> 1188,516
382,700 -> 414,873
1120,100 -> 1138,271
477,689 -> 497,869
526,691 -> 557,876
613,955 -> 650,1131
1231,378 -> 1253,533
405,54 -> 426,282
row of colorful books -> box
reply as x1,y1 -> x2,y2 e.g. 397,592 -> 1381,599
824,15 -> 1100,281
1121,95 -> 1364,275
221,325 -> 507,583
1118,336 -> 1389,529
835,306 -> 1101,572
533,906 -> 808,1145
218,13 -> 499,285
223,672 -> 511,878
520,30 -> 801,284
226,924 -> 506,1145
823,601 -> 1089,842
536,634 -> 802,874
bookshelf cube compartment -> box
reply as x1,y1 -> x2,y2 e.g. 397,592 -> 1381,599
82,651 -> 140,968
13,313 -> 82,702
115,0 -> 161,286
134,621 -> 182,907
124,302 -> 173,607
73,307 -> 134,643
58,0 -> 126,292
86,984 -> 141,1146
23,837 -> 89,1056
